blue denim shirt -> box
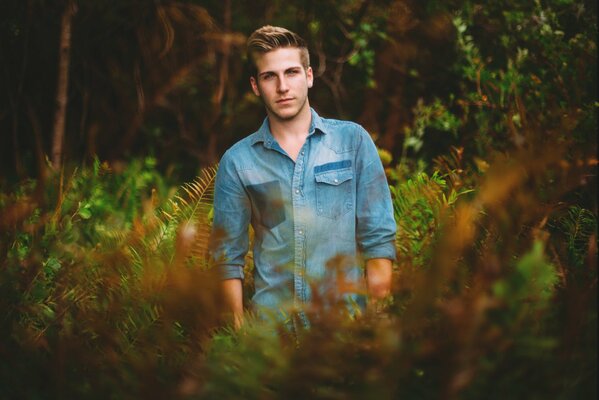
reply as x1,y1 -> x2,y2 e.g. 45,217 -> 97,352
211,108 -> 396,320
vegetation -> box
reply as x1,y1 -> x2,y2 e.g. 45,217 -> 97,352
1,0 -> 596,399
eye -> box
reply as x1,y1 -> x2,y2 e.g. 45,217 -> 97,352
286,69 -> 300,76
260,73 -> 275,81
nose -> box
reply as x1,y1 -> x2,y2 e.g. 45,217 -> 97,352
277,76 -> 289,93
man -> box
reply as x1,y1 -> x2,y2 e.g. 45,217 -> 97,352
211,26 -> 396,328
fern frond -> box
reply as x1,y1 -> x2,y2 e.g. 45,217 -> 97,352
554,206 -> 597,268
141,165 -> 219,267
168,165 -> 217,226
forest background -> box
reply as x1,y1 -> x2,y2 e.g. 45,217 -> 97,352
0,0 -> 597,399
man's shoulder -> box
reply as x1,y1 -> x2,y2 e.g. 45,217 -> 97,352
317,115 -> 371,152
320,115 -> 365,133
221,130 -> 260,160
320,116 -> 372,142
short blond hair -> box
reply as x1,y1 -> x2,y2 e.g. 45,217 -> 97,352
247,25 -> 310,75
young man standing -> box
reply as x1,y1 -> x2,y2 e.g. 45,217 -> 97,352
211,26 -> 396,328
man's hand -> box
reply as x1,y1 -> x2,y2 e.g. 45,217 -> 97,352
366,258 -> 392,299
222,278 -> 244,329
366,258 -> 393,315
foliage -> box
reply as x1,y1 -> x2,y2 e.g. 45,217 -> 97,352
154,166 -> 218,267
551,205 -> 598,272
401,98 -> 461,156
390,169 -> 473,271
190,1 -> 597,398
450,0 -> 596,155
0,160 -> 223,399
0,0 -> 596,398
195,148 -> 595,400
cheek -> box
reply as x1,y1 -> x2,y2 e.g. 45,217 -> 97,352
261,85 -> 277,99
256,82 -> 273,96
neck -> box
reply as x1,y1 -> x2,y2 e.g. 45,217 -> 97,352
267,102 -> 312,141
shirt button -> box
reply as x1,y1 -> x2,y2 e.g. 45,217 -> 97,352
298,230 -> 303,235
334,178 -> 339,183
295,189 -> 300,194
301,151 -> 304,155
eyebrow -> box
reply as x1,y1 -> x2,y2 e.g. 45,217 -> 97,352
258,71 -> 275,78
258,66 -> 302,78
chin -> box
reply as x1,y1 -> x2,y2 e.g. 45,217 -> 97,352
271,107 -> 299,120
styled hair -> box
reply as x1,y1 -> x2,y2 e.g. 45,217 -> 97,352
247,25 -> 310,75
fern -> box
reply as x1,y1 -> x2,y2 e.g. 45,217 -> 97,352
554,205 -> 597,270
391,170 -> 474,270
142,165 -> 217,267
175,166 -> 217,265
391,171 -> 446,266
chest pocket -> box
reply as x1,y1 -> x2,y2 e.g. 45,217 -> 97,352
314,161 -> 353,220
246,180 -> 286,229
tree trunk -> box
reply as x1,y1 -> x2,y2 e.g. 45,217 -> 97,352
51,0 -> 76,170
205,0 -> 231,165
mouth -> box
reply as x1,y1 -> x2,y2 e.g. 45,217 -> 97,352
276,98 -> 294,104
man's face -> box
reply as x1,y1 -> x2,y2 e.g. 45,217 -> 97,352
250,47 -> 313,122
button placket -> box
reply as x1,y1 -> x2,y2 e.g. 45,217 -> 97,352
291,142 -> 309,314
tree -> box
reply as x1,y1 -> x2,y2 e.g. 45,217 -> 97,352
51,0 -> 76,170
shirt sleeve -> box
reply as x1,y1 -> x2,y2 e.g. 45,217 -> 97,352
354,126 -> 397,262
211,150 -> 251,280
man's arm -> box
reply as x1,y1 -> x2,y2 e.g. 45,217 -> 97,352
211,151 -> 251,329
222,278 -> 244,329
353,126 -> 397,309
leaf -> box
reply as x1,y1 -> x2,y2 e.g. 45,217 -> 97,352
40,304 -> 55,320
493,240 -> 558,306
44,257 -> 62,273
79,205 -> 92,219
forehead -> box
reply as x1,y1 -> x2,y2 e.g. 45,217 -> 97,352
254,47 -> 304,74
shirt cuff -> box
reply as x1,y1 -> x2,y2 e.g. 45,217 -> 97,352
362,242 -> 397,262
218,264 -> 244,280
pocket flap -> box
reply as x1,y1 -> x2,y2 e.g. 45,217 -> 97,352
315,168 -> 353,185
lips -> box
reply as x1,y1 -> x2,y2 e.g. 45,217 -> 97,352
276,98 -> 294,104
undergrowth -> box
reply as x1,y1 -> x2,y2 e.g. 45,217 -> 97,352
1,0 -> 596,398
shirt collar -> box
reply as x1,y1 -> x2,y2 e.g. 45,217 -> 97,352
250,107 -> 328,147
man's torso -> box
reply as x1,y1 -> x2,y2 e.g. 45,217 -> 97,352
213,109 -> 395,319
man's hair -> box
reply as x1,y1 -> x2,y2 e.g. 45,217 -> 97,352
247,25 -> 310,76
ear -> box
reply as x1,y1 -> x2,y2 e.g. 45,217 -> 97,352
306,66 -> 314,88
250,76 -> 261,96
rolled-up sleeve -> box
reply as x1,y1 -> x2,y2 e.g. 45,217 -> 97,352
211,151 -> 250,280
354,127 -> 397,261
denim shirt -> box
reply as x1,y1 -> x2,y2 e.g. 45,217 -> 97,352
211,108 -> 396,321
